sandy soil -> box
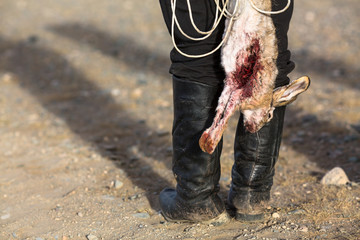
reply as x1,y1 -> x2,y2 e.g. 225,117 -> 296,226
0,0 -> 359,239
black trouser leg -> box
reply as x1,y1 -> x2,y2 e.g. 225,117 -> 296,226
159,0 -> 226,86
228,0 -> 295,221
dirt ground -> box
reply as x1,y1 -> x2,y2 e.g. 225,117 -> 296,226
0,0 -> 359,239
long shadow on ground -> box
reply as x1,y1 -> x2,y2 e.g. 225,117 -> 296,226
0,36 -> 173,210
50,23 -> 360,90
49,23 -> 360,181
291,49 -> 360,90
49,23 -> 170,80
283,107 -> 360,181
1,23 -> 358,217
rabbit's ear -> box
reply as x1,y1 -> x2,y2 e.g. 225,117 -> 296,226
272,76 -> 310,107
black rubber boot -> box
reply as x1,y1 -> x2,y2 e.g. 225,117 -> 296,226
159,77 -> 229,224
228,106 -> 286,221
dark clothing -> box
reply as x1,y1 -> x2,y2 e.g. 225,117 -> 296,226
159,0 -> 226,86
159,0 -> 295,88
158,0 -> 295,222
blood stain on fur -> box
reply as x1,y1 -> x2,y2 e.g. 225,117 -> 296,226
231,39 -> 263,98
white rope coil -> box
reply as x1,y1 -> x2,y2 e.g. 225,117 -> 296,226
249,0 -> 291,15
170,0 -> 291,58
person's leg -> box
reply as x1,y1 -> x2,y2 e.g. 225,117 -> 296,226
158,0 -> 229,222
160,77 -> 227,223
228,0 -> 295,221
229,106 -> 286,221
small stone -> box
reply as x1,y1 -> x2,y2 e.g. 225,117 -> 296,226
1,213 -> 10,220
321,167 -> 349,185
156,130 -> 169,137
299,226 -> 308,232
86,234 -> 98,240
272,213 -> 280,219
133,212 -> 150,219
111,89 -> 120,96
77,212 -> 84,217
129,195 -> 138,200
1,73 -> 15,83
114,180 -> 124,189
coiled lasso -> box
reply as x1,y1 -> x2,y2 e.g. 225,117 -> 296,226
170,0 -> 291,58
